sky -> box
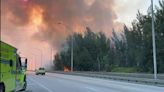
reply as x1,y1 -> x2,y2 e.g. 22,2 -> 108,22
1,0 -> 160,70
115,0 -> 159,26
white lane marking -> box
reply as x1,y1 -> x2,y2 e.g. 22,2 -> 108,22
85,86 -> 99,92
27,83 -> 34,86
29,78 -> 53,92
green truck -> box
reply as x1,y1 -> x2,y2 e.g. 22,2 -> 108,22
0,41 -> 27,92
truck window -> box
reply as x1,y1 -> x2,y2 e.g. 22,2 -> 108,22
16,56 -> 22,70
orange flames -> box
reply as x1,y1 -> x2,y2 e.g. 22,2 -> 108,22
30,5 -> 44,27
64,66 -> 70,72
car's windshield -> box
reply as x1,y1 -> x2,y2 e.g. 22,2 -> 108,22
39,68 -> 44,70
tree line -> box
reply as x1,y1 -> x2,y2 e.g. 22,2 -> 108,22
53,1 -> 164,73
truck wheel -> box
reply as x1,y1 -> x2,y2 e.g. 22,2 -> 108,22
20,81 -> 27,91
0,84 -> 5,92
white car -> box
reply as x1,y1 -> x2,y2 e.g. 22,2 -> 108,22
35,67 -> 46,75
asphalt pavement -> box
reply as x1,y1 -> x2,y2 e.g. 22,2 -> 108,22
23,72 -> 164,92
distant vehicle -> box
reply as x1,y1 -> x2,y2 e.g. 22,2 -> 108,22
0,41 -> 28,92
35,67 -> 46,75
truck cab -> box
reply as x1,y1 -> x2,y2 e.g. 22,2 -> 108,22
0,41 -> 27,92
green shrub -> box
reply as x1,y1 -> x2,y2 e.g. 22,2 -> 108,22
111,67 -> 138,73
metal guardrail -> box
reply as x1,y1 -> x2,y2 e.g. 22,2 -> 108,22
48,71 -> 164,86
74,71 -> 164,80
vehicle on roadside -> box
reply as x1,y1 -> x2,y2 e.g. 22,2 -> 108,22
35,67 -> 46,75
0,41 -> 28,92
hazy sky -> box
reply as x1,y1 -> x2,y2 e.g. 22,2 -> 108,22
1,0 -> 160,70
115,0 -> 159,26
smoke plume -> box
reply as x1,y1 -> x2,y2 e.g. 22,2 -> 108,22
1,0 -> 122,69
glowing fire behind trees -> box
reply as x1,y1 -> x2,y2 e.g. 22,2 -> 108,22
1,0 -> 123,70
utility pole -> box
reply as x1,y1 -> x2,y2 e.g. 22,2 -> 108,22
151,0 -> 157,79
71,35 -> 74,72
50,47 -> 54,68
58,22 -> 74,72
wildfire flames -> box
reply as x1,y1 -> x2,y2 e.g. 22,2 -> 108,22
30,6 -> 43,27
1,0 -> 123,69
64,66 -> 70,72
29,5 -> 45,33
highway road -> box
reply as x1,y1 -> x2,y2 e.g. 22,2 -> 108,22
24,72 -> 164,92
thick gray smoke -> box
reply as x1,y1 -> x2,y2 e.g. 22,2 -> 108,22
1,0 -> 123,70
1,0 -> 121,49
